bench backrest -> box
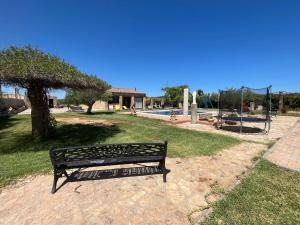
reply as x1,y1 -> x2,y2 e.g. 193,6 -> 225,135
50,142 -> 168,165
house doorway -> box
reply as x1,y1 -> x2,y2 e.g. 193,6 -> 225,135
123,97 -> 131,109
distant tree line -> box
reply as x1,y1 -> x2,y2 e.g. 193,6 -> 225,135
271,93 -> 300,111
161,85 -> 189,107
161,85 -> 300,111
65,89 -> 112,114
162,85 -> 216,108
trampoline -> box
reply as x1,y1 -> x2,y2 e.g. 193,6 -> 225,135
217,86 -> 272,134
221,116 -> 267,123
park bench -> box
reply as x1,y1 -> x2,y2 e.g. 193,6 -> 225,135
49,142 -> 169,193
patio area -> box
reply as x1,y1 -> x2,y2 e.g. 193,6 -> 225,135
0,142 -> 266,225
0,113 -> 298,225
265,120 -> 300,172
177,116 -> 299,143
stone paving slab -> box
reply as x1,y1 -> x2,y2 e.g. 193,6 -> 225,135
265,120 -> 300,172
0,143 -> 267,225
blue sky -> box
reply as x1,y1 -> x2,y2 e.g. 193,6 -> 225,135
1,0 -> 299,98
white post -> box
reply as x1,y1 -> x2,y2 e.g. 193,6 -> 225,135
150,98 -> 154,109
183,88 -> 189,116
142,97 -> 146,110
192,91 -> 196,104
191,91 -> 197,124
131,95 -> 135,108
119,96 -> 123,110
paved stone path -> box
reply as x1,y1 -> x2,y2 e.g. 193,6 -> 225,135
265,120 -> 300,172
0,143 -> 267,225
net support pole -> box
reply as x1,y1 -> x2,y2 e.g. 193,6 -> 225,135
240,87 -> 244,133
267,86 -> 272,133
218,90 -> 221,129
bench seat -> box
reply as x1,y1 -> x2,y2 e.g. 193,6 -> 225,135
56,155 -> 165,168
49,142 -> 168,193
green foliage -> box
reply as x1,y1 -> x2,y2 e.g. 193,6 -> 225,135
0,84 -> 6,110
65,89 -> 111,106
283,93 -> 300,109
196,89 -> 204,96
195,89 -> 204,104
198,94 -> 214,108
48,113 -> 57,136
162,85 -> 189,107
219,88 -> 241,111
161,86 -> 215,108
206,92 -> 219,108
272,93 -> 300,111
57,99 -> 66,105
65,88 -> 111,113
0,46 -> 108,91
0,96 -> 3,107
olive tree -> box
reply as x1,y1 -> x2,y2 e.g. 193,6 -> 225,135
65,89 -> 112,114
162,85 -> 189,107
0,46 -> 108,141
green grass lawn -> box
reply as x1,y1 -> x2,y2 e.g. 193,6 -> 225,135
0,112 -> 240,187
202,160 -> 300,225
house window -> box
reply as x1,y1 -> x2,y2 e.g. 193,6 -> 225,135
135,97 -> 143,109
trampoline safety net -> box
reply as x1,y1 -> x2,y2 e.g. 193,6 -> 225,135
218,86 -> 272,134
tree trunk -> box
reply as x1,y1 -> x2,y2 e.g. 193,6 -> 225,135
87,103 -> 94,114
27,84 -> 50,142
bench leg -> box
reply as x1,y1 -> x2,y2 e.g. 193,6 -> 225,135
163,171 -> 167,183
159,160 -> 167,183
51,172 -> 58,194
51,169 -> 69,194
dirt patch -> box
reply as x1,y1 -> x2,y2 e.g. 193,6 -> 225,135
56,117 -> 115,127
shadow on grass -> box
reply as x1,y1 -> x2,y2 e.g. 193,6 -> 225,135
53,123 -> 121,146
0,123 -> 121,154
85,111 -> 116,115
0,116 -> 24,131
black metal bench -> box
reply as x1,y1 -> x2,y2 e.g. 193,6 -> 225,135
49,142 -> 169,193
